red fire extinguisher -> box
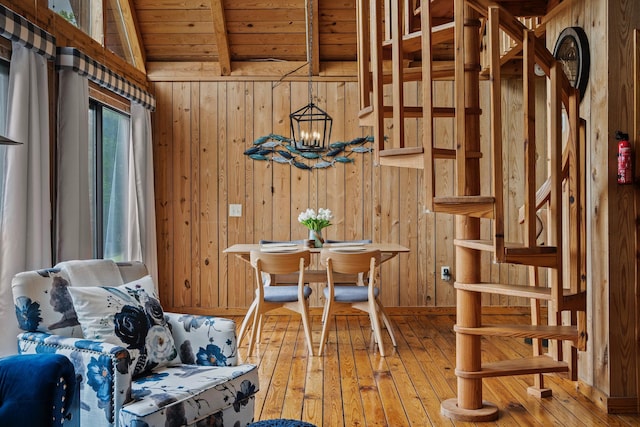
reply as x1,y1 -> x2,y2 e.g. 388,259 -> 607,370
617,131 -> 633,184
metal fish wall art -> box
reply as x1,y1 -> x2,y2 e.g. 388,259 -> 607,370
244,134 -> 375,171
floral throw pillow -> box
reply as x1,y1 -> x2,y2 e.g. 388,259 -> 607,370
68,275 -> 178,376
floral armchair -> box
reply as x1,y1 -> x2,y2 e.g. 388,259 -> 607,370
12,260 -> 259,427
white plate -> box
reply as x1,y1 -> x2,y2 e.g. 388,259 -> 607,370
260,246 -> 299,252
328,242 -> 365,247
329,247 -> 368,252
260,242 -> 297,248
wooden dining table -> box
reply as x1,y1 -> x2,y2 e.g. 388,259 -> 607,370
223,242 -> 409,283
223,242 -> 410,346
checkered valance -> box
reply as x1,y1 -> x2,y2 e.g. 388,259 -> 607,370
57,47 -> 155,111
0,4 -> 56,60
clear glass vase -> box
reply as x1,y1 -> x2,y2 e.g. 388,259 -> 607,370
308,228 -> 324,248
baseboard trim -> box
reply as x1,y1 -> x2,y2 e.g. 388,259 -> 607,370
167,305 -> 539,317
577,381 -> 639,414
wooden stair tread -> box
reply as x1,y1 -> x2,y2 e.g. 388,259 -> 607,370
453,239 -> 495,251
382,31 -> 422,53
455,282 -> 555,300
434,196 -> 495,203
358,106 -> 373,119
378,106 -> 456,118
379,147 -> 478,159
381,62 -> 457,83
455,356 -> 569,379
432,196 -> 495,218
364,104 -> 454,125
389,106 -> 455,117
382,67 -> 424,83
379,147 -> 424,157
382,62 -> 456,82
453,240 -> 558,267
381,23 -> 455,53
378,147 -> 424,169
455,282 -> 587,307
432,22 -> 455,44
358,106 -> 375,127
383,106 -> 423,118
454,324 -> 578,341
504,245 -> 558,268
377,147 -> 464,169
432,61 -> 456,79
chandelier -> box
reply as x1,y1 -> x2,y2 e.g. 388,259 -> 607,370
289,0 -> 332,152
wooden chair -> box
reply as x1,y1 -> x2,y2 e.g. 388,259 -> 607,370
321,239 -> 372,323
244,249 -> 313,356
318,248 -> 397,356
237,240 -> 306,346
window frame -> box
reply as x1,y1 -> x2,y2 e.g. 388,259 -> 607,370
88,87 -> 131,259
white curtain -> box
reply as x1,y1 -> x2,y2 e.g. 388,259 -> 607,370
102,110 -> 130,261
127,103 -> 158,283
0,43 -> 51,355
56,69 -> 91,261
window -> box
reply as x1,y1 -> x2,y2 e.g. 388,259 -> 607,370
89,100 -> 131,260
49,0 -> 139,70
48,0 -> 93,36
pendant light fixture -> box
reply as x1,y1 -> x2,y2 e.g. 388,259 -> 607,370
289,0 -> 332,152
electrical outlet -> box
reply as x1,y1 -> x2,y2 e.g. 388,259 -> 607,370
229,204 -> 242,217
441,266 -> 451,281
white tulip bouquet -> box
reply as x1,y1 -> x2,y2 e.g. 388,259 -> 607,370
298,208 -> 333,231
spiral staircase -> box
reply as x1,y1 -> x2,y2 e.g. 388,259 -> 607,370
357,0 -> 587,420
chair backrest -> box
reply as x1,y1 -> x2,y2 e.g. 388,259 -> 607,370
321,249 -> 381,276
250,250 -> 311,301
12,261 -> 148,337
250,250 -> 311,275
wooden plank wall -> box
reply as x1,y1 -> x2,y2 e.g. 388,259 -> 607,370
546,0 -> 639,411
151,78 -> 540,313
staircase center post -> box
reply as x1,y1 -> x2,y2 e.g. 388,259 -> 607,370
441,1 -> 499,421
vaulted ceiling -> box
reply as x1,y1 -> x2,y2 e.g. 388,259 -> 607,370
128,0 -> 353,76
126,0 -> 565,78
130,0 -> 456,76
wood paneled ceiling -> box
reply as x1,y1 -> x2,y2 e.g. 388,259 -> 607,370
134,0 -> 363,75
130,0 -> 565,76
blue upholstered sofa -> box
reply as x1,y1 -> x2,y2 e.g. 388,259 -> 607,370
0,353 -> 78,427
12,260 -> 259,427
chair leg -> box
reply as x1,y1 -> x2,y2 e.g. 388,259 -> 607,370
321,296 -> 329,323
300,301 -> 315,356
247,304 -> 262,356
238,298 -> 257,346
368,299 -> 386,356
257,313 -> 263,340
377,300 -> 397,347
318,299 -> 335,356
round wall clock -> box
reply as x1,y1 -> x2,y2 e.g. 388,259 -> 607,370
553,26 -> 590,101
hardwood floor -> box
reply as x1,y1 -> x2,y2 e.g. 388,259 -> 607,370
234,313 -> 639,426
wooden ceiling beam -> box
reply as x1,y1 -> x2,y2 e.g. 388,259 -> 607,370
306,0 -> 320,75
211,0 -> 231,76
146,61 -> 359,82
111,0 -> 147,73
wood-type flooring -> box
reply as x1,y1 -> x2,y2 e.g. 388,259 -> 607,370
234,313 -> 639,426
